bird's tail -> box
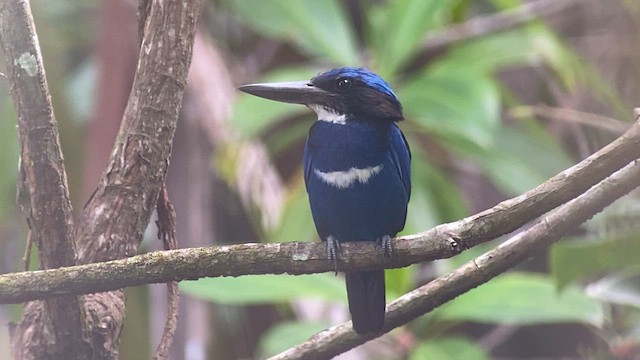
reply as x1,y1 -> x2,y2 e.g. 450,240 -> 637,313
345,270 -> 385,334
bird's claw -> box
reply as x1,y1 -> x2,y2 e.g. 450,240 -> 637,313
326,236 -> 342,275
375,235 -> 392,260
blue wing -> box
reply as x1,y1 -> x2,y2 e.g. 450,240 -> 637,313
389,124 -> 411,202
303,138 -> 313,191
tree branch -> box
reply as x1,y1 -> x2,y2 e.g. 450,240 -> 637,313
423,0 -> 580,51
269,159 -> 640,360
408,0 -> 580,71
0,0 -> 88,357
1,111 -> 640,304
511,105 -> 630,134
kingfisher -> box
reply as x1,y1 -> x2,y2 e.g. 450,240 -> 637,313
239,67 -> 411,335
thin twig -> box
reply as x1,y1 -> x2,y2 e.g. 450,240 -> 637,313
511,105 -> 631,134
423,0 -> 580,51
153,184 -> 180,360
22,230 -> 32,272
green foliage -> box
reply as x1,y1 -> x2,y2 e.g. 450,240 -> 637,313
181,273 -> 345,305
410,336 -> 488,360
368,0 -> 456,76
267,183 -> 317,243
404,153 -> 467,233
258,321 -> 329,358
435,272 -> 605,327
400,69 -> 500,151
385,266 -> 416,300
476,125 -> 574,195
232,66 -> 319,138
229,0 -> 358,64
6,0 -> 636,358
550,235 -> 640,290
220,0 -> 633,357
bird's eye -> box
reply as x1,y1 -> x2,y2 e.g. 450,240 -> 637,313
336,78 -> 352,90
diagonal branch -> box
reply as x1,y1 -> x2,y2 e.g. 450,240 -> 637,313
423,0 -> 580,52
269,158 -> 640,360
408,0 -> 581,71
1,111 -> 640,304
0,0 -> 88,357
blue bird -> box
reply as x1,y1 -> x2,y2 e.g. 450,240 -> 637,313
239,67 -> 411,334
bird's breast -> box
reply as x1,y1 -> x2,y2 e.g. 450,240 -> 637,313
313,164 -> 384,189
305,120 -> 390,174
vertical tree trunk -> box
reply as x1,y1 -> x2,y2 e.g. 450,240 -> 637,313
2,0 -> 203,358
0,0 -> 90,358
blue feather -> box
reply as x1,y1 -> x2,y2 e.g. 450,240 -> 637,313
315,67 -> 399,99
304,120 -> 410,242
240,67 -> 411,334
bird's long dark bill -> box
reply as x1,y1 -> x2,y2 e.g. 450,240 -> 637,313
238,81 -> 332,105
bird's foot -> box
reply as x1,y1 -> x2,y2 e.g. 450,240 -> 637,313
375,235 -> 392,260
326,236 -> 342,275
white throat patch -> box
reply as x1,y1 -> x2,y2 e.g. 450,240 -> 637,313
309,105 -> 346,124
314,165 -> 383,189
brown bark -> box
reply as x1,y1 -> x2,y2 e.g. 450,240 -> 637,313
73,1 -> 203,358
0,0 -> 89,358
1,0 -> 203,358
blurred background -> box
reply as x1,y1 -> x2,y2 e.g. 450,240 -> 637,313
1,0 -> 640,359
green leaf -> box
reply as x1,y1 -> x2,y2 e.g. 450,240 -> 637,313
386,266 -> 416,300
400,70 -> 500,150
267,183 -> 317,243
550,234 -> 640,289
432,30 -> 546,73
411,337 -> 488,360
231,66 -> 318,137
266,118 -> 312,159
369,0 -> 455,75
475,125 -> 573,195
403,150 -> 467,235
181,273 -> 345,305
258,321 -> 328,358
439,241 -> 500,275
228,0 -> 358,64
435,272 -> 605,327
